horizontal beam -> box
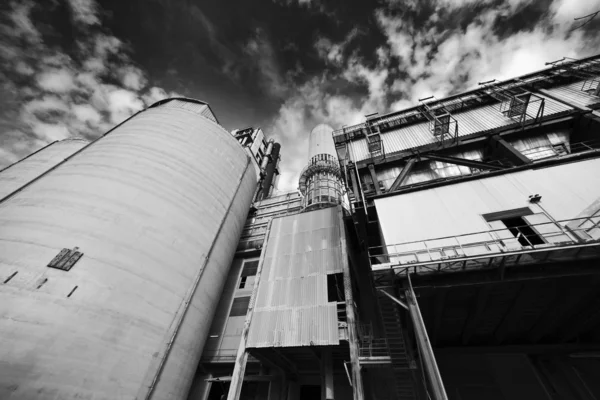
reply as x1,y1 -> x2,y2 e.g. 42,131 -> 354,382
248,349 -> 299,379
489,135 -> 531,165
206,375 -> 279,382
424,154 -> 504,170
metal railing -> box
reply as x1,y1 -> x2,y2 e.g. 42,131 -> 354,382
369,216 -> 600,273
359,338 -> 391,358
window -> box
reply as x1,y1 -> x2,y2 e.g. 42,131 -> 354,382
327,273 -> 346,303
239,260 -> 259,289
500,216 -> 545,246
229,296 -> 251,317
483,208 -> 545,247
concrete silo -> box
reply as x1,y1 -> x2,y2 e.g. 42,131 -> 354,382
0,98 -> 256,400
0,138 -> 89,200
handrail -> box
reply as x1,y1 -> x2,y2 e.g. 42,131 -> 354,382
369,216 -> 600,266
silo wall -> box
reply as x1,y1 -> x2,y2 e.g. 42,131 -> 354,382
0,138 -> 89,200
0,99 -> 256,400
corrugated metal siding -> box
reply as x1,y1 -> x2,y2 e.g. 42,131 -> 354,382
348,97 -> 574,162
160,99 -> 218,123
247,207 -> 342,348
544,80 -> 600,109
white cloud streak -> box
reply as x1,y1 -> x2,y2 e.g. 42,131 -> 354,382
0,0 -> 178,168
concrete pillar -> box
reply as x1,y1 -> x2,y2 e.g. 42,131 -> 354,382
267,378 -> 281,400
287,381 -> 300,400
321,348 -> 334,400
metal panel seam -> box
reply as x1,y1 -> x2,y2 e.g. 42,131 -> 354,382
139,155 -> 252,400
0,109 -> 146,206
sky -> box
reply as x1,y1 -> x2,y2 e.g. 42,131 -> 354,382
0,0 -> 598,192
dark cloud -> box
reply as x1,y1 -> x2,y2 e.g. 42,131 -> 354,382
0,0 -> 597,192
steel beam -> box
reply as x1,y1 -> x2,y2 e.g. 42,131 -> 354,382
367,164 -> 381,195
389,158 -> 417,192
424,154 -> 504,170
489,135 -> 531,165
378,288 -> 408,310
405,274 -> 448,400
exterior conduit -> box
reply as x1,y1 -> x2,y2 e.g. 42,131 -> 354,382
140,155 -> 253,400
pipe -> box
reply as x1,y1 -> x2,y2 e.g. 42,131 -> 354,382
405,274 -> 448,400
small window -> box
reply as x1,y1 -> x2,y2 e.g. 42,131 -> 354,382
238,276 -> 248,289
327,273 -> 346,303
241,261 -> 259,277
483,208 -> 545,247
229,296 -> 251,317
501,217 -> 545,246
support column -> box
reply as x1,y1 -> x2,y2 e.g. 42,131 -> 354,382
320,348 -> 334,400
367,164 -> 381,195
338,207 -> 365,400
405,275 -> 448,400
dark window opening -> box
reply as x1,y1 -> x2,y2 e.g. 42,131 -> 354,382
238,276 -> 247,289
300,385 -> 321,400
229,296 -> 251,317
501,217 -> 545,246
327,273 -> 346,303
241,261 -> 259,277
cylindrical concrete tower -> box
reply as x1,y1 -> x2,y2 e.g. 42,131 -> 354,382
0,98 -> 256,400
0,138 -> 89,200
298,124 -> 344,211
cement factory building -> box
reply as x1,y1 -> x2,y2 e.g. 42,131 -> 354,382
1,55 -> 600,400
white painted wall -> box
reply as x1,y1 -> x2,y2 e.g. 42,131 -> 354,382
375,158 -> 600,246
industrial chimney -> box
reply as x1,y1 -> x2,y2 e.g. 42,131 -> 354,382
298,124 -> 344,211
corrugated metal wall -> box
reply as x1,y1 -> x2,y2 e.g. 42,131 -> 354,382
374,157 -> 600,246
544,80 -> 600,109
247,207 -> 343,348
348,96 -> 573,162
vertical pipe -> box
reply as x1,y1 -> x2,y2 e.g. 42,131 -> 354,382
338,206 -> 365,400
405,274 -> 448,400
227,220 -> 275,400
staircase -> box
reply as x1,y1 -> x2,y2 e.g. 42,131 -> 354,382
377,283 -> 418,400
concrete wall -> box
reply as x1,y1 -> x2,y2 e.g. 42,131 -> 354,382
0,102 -> 256,400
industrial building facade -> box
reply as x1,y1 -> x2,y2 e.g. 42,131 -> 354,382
0,55 -> 599,400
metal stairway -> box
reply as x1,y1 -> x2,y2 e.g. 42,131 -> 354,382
377,284 -> 418,399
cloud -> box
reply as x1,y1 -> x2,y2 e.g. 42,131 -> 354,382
0,0 -> 178,167
244,29 -> 289,98
36,69 -> 78,93
66,0 -> 101,26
